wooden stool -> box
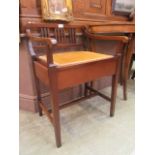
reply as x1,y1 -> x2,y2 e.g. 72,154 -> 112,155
26,23 -> 128,147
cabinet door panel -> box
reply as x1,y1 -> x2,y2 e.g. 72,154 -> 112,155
20,0 -> 37,8
72,0 -> 107,19
20,0 -> 41,15
87,0 -> 106,14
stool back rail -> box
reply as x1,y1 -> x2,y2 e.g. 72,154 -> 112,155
26,23 -> 129,147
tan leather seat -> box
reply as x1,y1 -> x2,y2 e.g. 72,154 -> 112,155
38,51 -> 113,67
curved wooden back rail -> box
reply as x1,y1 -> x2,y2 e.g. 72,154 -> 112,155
84,27 -> 131,99
26,23 -> 129,147
86,24 -> 135,100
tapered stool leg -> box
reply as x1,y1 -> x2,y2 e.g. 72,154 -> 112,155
89,81 -> 94,95
84,82 -> 89,97
110,75 -> 118,117
123,77 -> 127,100
32,60 -> 43,116
49,67 -> 61,147
50,92 -> 61,147
110,55 -> 120,117
123,34 -> 135,100
110,75 -> 117,116
35,77 -> 43,116
121,46 -> 127,100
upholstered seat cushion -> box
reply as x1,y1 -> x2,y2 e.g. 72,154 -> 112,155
38,51 -> 113,67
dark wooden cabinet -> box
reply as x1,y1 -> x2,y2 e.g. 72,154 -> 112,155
20,0 -> 129,33
20,0 -> 41,16
20,0 -> 42,33
19,0 -> 135,112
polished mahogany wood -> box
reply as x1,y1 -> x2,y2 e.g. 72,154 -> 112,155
20,0 -> 130,33
88,23 -> 134,33
26,23 -> 126,147
57,57 -> 117,90
86,24 -> 134,100
27,23 -> 129,100
19,0 -> 135,114
34,61 -> 49,86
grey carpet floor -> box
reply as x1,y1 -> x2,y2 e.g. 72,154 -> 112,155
20,80 -> 134,155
